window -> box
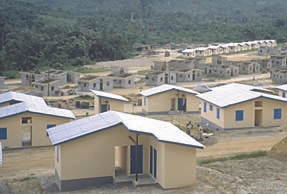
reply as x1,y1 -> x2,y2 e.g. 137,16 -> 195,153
209,104 -> 213,111
274,108 -> 282,119
203,102 -> 207,112
216,108 -> 220,119
0,128 -> 7,140
107,81 -> 110,86
51,86 -> 54,91
171,76 -> 174,80
93,83 -> 96,88
235,110 -> 244,121
283,92 -> 286,98
128,80 -> 131,84
22,117 -> 32,124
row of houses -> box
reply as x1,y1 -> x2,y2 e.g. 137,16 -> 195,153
3,80 -> 287,191
182,40 -> 277,57
0,90 -> 205,191
21,67 -> 135,96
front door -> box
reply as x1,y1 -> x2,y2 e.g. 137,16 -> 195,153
101,104 -> 110,112
178,98 -> 186,111
130,145 -> 143,174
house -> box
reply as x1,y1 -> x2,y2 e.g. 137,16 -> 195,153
236,61 -> 261,74
47,111 -> 204,191
270,55 -> 287,69
21,72 -> 42,86
110,74 -> 135,89
145,72 -> 176,86
182,48 -> 196,57
140,84 -> 199,114
205,65 -> 239,78
91,90 -> 131,114
176,69 -> 202,82
0,91 -> 75,148
258,59 -> 272,73
78,75 -> 113,92
34,79 -> 61,96
197,83 -> 287,130
276,84 -> 287,98
271,69 -> 287,84
0,76 -> 4,89
258,46 -> 281,56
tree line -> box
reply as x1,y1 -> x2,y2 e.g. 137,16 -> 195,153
1,0 -> 287,77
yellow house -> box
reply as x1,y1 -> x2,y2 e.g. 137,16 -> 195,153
47,111 -> 204,191
0,91 -> 75,148
276,84 -> 287,98
140,84 -> 200,114
91,90 -> 130,113
197,83 -> 287,130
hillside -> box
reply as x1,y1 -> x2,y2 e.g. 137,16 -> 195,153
1,0 -> 287,77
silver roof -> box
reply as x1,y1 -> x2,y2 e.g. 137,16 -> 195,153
0,142 -> 2,165
140,84 -> 199,97
197,83 -> 287,107
0,101 -> 75,119
91,90 -> 129,102
276,84 -> 287,91
0,91 -> 46,105
47,111 -> 204,149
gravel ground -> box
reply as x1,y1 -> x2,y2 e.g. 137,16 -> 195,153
1,156 -> 286,194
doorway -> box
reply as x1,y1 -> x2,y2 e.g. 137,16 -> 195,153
130,145 -> 143,174
170,98 -> 176,111
255,110 -> 262,126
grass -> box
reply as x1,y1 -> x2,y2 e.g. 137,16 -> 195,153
19,176 -> 37,182
199,151 -> 268,165
73,67 -> 110,74
137,69 -> 152,75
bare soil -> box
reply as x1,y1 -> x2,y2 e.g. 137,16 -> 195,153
1,124 -> 287,194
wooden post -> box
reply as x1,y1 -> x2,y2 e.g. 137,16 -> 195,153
135,133 -> 139,182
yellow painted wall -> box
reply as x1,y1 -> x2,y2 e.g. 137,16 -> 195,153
200,97 -> 287,129
163,143 -> 196,188
143,90 -> 200,113
57,124 -> 198,189
94,97 -> 127,114
278,90 -> 286,98
0,113 -> 71,148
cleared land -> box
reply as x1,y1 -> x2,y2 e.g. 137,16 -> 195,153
1,124 -> 287,194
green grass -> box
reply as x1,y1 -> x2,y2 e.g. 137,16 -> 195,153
73,67 -> 110,74
199,151 -> 268,165
19,176 -> 37,182
137,70 -> 152,75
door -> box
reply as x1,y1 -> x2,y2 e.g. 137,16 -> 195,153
100,79 -> 103,90
149,146 -> 157,178
178,98 -> 186,111
130,145 -> 143,174
22,126 -> 32,146
255,110 -> 262,126
101,104 -> 110,112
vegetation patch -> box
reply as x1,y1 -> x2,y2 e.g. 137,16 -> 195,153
199,151 -> 268,165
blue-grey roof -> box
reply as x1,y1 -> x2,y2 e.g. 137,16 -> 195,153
91,90 -> 129,102
47,111 -> 204,149
276,84 -> 287,91
0,91 -> 46,105
140,84 -> 199,97
0,91 -> 75,119
197,83 -> 287,107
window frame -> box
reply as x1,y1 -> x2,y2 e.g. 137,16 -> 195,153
0,128 -> 7,140
274,108 -> 282,120
235,110 -> 244,121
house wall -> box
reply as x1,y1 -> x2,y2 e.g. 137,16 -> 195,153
34,81 -> 60,96
200,97 -> 287,130
162,143 -> 196,189
145,73 -> 165,86
56,124 -> 198,191
78,78 -> 113,92
143,90 -> 200,113
113,77 -> 135,88
0,112 -> 71,148
94,96 -> 126,114
278,90 -> 286,98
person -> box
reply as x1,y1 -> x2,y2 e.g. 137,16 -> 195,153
186,121 -> 193,135
197,124 -> 203,141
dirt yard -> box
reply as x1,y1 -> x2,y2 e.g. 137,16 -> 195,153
1,123 -> 287,194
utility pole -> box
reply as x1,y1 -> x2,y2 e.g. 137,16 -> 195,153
47,70 -> 50,96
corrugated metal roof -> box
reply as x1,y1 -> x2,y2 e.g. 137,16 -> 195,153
0,142 -> 2,165
140,84 -> 199,97
91,90 -> 129,102
276,84 -> 287,91
0,101 -> 75,119
0,91 -> 46,105
47,111 -> 204,149
197,83 -> 287,107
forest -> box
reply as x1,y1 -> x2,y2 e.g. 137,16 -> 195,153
1,0 -> 287,77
